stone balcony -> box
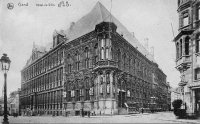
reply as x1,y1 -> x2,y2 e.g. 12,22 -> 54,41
176,55 -> 192,72
93,60 -> 118,71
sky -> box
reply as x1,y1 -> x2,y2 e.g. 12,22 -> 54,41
0,0 -> 179,96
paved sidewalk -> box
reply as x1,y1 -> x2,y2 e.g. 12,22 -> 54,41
1,112 -> 199,123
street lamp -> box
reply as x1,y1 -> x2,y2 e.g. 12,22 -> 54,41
0,53 -> 11,124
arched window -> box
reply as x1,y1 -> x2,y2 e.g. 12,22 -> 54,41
185,36 -> 190,55
176,42 -> 179,59
75,52 -> 80,71
180,39 -> 182,58
84,47 -> 89,68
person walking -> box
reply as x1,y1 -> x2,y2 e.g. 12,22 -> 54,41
141,108 -> 144,114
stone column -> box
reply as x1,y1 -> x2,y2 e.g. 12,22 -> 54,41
103,70 -> 106,113
110,71 -> 114,114
97,72 -> 100,109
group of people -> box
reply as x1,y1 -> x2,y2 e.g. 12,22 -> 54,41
80,108 -> 92,117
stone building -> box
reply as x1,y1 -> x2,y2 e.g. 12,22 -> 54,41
20,31 -> 65,116
173,0 -> 200,117
20,2 -> 168,116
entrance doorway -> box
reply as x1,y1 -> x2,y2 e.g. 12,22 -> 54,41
118,91 -> 126,107
195,88 -> 200,116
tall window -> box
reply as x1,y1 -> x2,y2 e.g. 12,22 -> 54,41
85,78 -> 90,100
67,54 -> 72,73
196,35 -> 200,53
185,36 -> 190,55
85,47 -> 89,68
75,52 -> 80,71
76,90 -> 80,101
100,75 -> 104,94
183,13 -> 189,27
117,49 -> 121,67
101,39 -> 105,59
180,39 -> 182,58
106,73 -> 110,94
176,42 -> 179,59
94,43 -> 98,64
100,39 -> 112,60
123,53 -> 126,69
105,39 -> 111,59
197,5 -> 200,20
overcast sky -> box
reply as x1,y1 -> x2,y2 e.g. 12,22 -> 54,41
0,0 -> 179,96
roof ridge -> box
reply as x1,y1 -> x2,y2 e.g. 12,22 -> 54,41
96,1 -> 104,22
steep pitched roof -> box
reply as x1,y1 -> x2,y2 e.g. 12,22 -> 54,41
65,2 -> 155,62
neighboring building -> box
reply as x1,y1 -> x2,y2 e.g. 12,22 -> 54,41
171,87 -> 182,110
20,32 -> 65,116
173,0 -> 200,116
0,90 -> 20,116
20,2 -> 168,116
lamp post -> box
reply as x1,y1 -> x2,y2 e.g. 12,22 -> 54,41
0,53 -> 11,124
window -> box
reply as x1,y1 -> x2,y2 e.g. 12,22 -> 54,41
71,90 -> 75,97
107,84 -> 110,94
76,90 -> 80,101
75,52 -> 80,71
89,87 -> 94,96
185,36 -> 190,55
67,54 -> 72,73
196,35 -> 200,53
127,90 -> 130,97
86,89 -> 90,100
94,43 -> 98,64
68,91 -> 71,101
195,68 -> 200,80
100,84 -> 103,94
183,13 -> 189,27
100,39 -> 112,60
106,73 -> 110,84
180,39 -> 182,58
123,53 -> 126,69
85,47 -> 89,68
196,5 -> 200,20
176,42 -> 179,59
101,39 -> 105,59
117,49 -> 121,67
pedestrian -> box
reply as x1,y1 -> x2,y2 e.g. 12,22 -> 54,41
81,108 -> 84,117
141,108 -> 144,114
88,111 -> 90,118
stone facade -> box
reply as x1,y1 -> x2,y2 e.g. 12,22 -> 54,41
174,0 -> 200,117
20,2 -> 169,116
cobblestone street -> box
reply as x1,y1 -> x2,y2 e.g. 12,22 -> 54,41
1,112 -> 200,124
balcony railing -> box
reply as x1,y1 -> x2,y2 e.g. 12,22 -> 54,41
94,60 -> 118,70
176,55 -> 191,71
